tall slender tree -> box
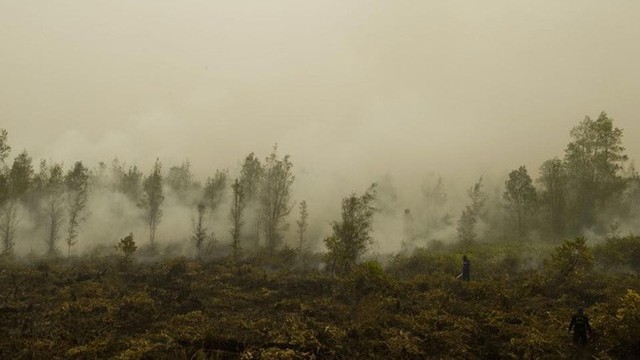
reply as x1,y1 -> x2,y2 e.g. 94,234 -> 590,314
0,130 -> 12,256
0,173 -> 7,218
239,153 -> 263,201
504,166 -> 537,237
120,165 -> 143,203
0,200 -> 17,256
564,112 -> 628,231
65,161 -> 89,256
9,151 -> 34,200
538,158 -> 568,237
457,206 -> 477,243
229,178 -> 245,260
469,176 -> 487,221
620,164 -> 640,226
192,202 -> 208,260
1,150 -> 33,256
203,169 -> 228,213
260,147 -> 294,254
167,160 -> 199,201
296,200 -> 309,253
142,159 -> 164,248
44,163 -> 65,256
239,153 -> 264,247
457,177 -> 486,243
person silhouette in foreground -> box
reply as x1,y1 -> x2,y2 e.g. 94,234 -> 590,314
459,255 -> 471,281
568,307 -> 593,346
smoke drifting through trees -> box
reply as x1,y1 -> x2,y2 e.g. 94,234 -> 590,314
43,163 -> 65,256
296,200 -> 309,253
65,161 -> 89,256
503,166 -> 537,238
229,178 -> 245,260
192,202 -> 208,260
259,147 -> 295,254
0,112 -> 639,261
457,177 -> 486,244
142,159 -> 164,249
325,184 -> 377,274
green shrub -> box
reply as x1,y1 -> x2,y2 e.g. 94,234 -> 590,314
115,233 -> 137,269
546,237 -> 593,283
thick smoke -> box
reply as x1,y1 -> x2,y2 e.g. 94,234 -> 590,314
2,133 -> 640,261
3,0 -> 639,259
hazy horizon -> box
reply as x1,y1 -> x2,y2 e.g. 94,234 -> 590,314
2,4 -> 640,356
2,1 -> 640,255
2,1 -> 639,183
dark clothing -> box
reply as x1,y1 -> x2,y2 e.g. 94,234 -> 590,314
569,313 -> 592,346
462,260 -> 471,281
572,330 -> 588,346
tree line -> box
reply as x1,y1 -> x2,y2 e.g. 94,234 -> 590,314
1,112 -> 639,274
0,140 -> 312,261
447,112 -> 637,246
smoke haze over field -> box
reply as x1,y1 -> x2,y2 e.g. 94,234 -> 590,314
2,1 -> 640,176
2,1 -> 640,254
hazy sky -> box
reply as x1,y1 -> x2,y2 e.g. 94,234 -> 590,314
2,1 -> 639,189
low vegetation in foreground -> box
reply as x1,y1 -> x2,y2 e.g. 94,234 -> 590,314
1,236 -> 639,359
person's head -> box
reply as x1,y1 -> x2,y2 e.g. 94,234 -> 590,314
463,255 -> 468,261
577,307 -> 584,315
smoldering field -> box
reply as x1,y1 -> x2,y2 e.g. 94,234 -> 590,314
2,0 -> 640,262
3,117 -> 640,359
3,3 -> 640,358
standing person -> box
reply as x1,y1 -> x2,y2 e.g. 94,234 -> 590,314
461,255 -> 471,281
568,307 -> 593,346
